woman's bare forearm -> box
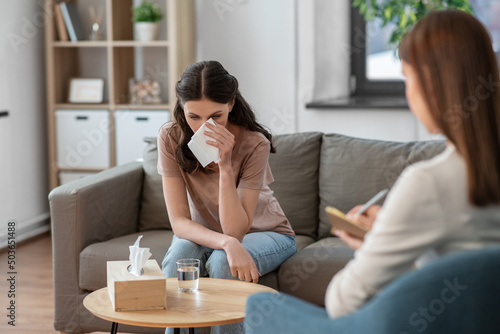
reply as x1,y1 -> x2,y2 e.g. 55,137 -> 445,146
218,166 -> 250,241
172,217 -> 236,250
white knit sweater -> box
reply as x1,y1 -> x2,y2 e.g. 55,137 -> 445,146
326,145 -> 500,318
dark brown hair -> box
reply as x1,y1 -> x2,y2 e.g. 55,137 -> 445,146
168,60 -> 275,174
399,10 -> 500,206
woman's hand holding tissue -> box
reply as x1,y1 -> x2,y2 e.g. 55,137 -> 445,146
204,121 -> 235,169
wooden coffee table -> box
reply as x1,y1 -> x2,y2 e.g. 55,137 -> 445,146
83,277 -> 277,334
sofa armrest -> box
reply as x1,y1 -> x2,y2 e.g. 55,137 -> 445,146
49,161 -> 144,332
49,161 -> 144,248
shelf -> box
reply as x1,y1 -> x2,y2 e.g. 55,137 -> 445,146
52,41 -> 171,48
55,104 -> 172,111
45,0 -> 195,189
114,104 -> 171,110
55,103 -> 110,109
53,41 -> 109,48
306,95 -> 409,110
112,41 -> 170,47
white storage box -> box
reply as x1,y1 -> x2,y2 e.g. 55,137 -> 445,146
56,110 -> 110,169
114,110 -> 170,165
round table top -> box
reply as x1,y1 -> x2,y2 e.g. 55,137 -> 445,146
83,277 -> 277,328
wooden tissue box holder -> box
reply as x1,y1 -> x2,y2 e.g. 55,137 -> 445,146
107,260 -> 166,311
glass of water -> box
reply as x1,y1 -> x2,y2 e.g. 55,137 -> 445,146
176,259 -> 200,293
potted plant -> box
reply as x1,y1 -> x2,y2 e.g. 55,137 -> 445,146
352,0 -> 474,46
132,1 -> 163,41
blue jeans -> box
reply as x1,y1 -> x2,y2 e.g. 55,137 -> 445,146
163,232 -> 297,334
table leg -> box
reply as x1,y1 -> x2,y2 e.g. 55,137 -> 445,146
173,327 -> 194,334
110,322 -> 119,334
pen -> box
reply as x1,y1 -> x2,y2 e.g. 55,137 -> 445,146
354,189 -> 388,217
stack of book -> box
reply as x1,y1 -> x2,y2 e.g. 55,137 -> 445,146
54,2 -> 86,42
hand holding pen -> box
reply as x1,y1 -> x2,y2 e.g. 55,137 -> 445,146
350,189 -> 388,218
337,189 -> 388,250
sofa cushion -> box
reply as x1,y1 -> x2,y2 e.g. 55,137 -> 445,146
318,134 -> 446,239
268,132 -> 322,239
79,230 -> 174,291
295,235 -> 316,251
139,137 -> 171,231
278,237 -> 354,306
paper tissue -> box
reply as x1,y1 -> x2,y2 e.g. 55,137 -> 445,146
106,235 -> 166,311
128,235 -> 151,276
188,118 -> 220,167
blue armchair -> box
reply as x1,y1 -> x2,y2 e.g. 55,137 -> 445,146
245,247 -> 500,334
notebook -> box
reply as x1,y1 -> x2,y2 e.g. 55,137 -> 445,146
325,206 -> 369,239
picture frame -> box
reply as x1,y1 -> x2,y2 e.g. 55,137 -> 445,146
68,78 -> 104,103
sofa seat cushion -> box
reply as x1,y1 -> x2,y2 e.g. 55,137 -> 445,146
278,237 -> 354,306
318,134 -> 446,238
268,132 -> 322,239
295,234 -> 316,251
259,234 -> 315,291
79,230 -> 174,291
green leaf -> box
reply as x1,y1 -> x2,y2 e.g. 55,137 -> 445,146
400,12 -> 408,28
359,3 -> 367,15
384,7 -> 392,20
409,10 -> 417,22
132,1 -> 163,23
351,0 -> 474,46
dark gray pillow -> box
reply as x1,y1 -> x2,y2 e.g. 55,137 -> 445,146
318,134 -> 446,239
268,132 -> 322,239
138,137 -> 171,231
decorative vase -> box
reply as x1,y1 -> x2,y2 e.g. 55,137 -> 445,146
133,22 -> 159,41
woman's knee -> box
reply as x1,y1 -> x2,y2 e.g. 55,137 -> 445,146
162,237 -> 203,277
205,250 -> 234,279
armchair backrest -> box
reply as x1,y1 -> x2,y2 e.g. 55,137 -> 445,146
341,247 -> 500,333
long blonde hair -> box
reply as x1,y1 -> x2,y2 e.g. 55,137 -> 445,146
399,10 -> 500,206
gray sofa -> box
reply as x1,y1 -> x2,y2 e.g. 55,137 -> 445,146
49,132 -> 445,333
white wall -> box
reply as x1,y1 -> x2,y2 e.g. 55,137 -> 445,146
0,0 -> 49,247
296,0 -> 436,142
195,0 -> 438,142
195,0 -> 297,134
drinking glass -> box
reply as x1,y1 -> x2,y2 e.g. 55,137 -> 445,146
176,259 -> 200,292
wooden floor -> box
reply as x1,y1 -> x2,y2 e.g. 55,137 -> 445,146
0,233 -> 109,334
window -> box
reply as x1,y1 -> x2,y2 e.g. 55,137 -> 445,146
350,1 -> 500,98
469,0 -> 500,54
350,6 -> 405,97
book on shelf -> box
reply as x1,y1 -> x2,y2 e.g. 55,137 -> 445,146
54,4 -> 69,41
59,1 -> 86,42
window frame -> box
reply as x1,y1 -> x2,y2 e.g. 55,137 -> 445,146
350,5 -> 405,97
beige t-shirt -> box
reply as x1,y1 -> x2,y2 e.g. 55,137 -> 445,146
157,122 -> 295,237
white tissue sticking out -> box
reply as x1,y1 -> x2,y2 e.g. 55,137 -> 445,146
187,118 -> 220,167
128,235 -> 152,276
